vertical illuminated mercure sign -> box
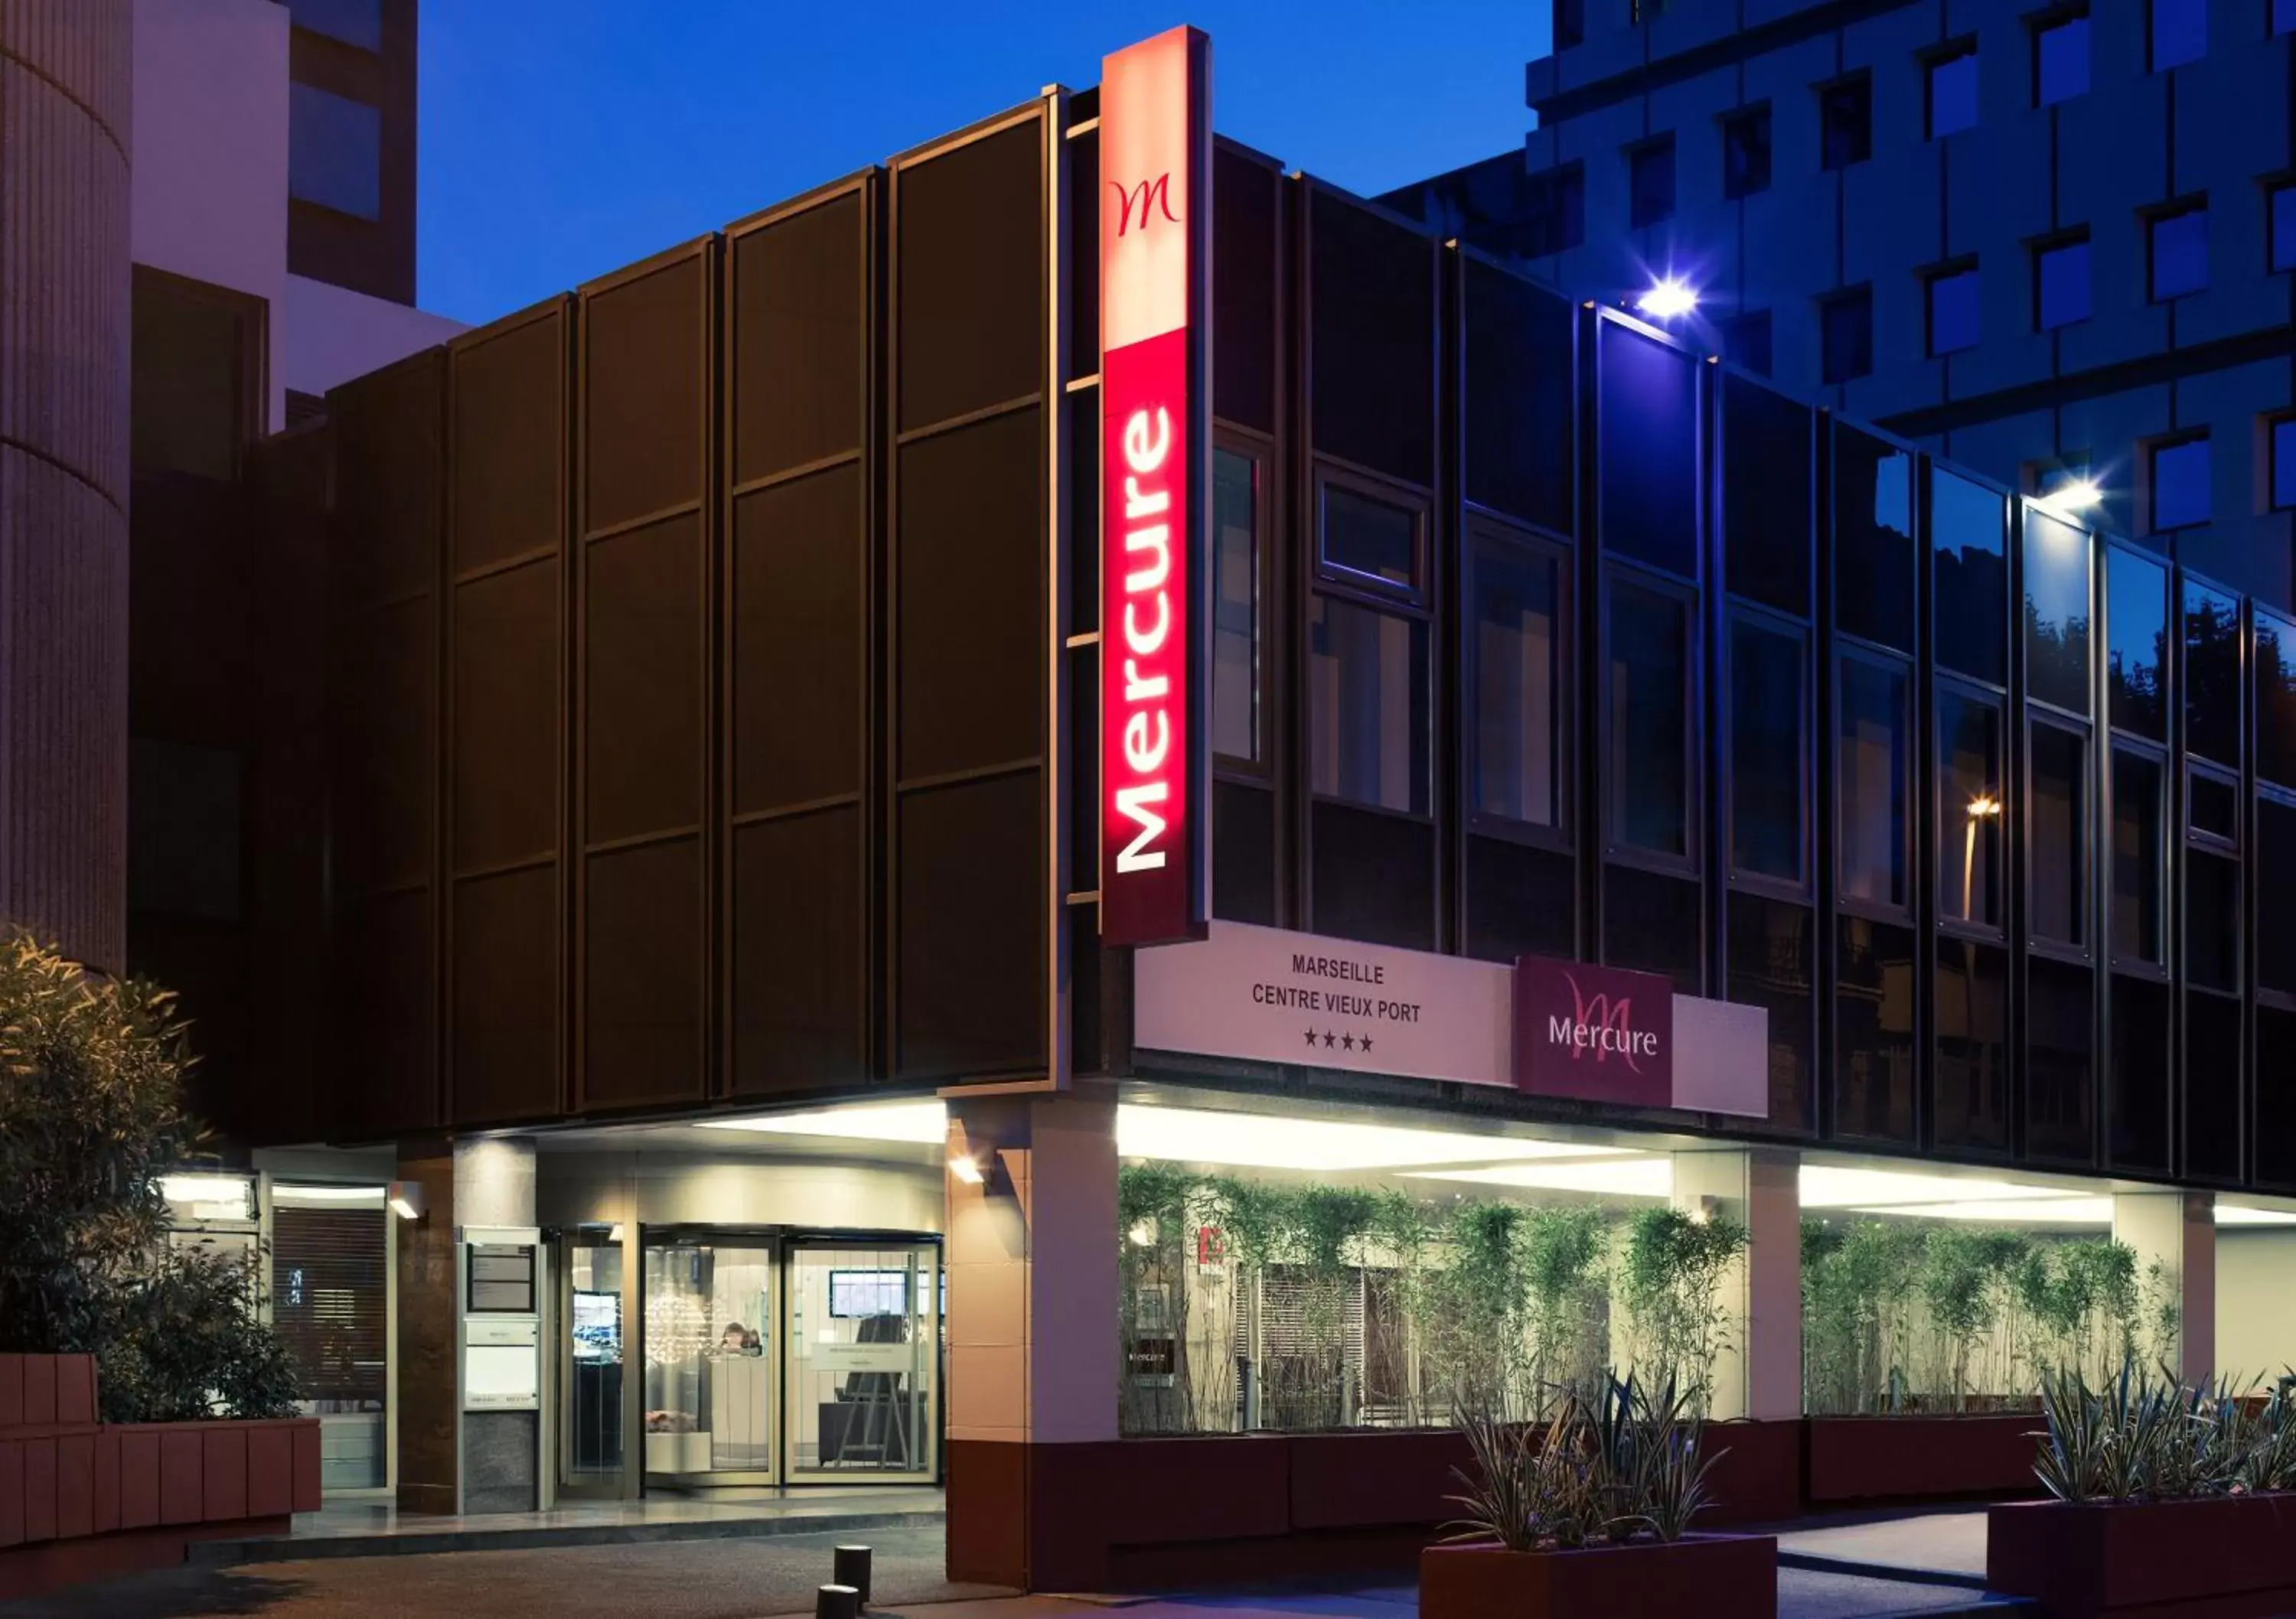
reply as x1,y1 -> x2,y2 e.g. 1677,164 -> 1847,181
1099,26 -> 1211,948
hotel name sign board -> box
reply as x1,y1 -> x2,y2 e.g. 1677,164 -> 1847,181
1133,923 -> 1768,1118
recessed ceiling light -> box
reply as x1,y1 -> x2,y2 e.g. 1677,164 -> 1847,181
1800,1165 -> 2080,1208
2216,1204 -> 2296,1226
1406,1158 -> 1672,1199
1115,1106 -> 1620,1174
1854,1197 -> 2112,1225
699,1102 -> 948,1145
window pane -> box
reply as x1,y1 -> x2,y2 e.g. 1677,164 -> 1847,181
1839,656 -> 1909,909
1836,918 -> 1916,1142
1822,288 -> 1874,385
1471,540 -> 1564,827
1729,894 -> 1814,1131
1212,449 -> 1259,761
2150,0 -> 2205,70
1935,938 -> 2009,1152
2279,0 -> 2296,36
2191,770 -> 2239,843
287,0 -> 382,48
2111,749 -> 2166,966
1928,267 -> 1980,355
130,275 -> 252,481
1724,107 -> 1772,199
1320,484 -> 1417,589
1722,310 -> 1774,379
1723,373 -> 1810,614
2275,185 -> 2295,274
2185,581 -> 2242,766
2259,612 -> 2296,789
1629,137 -> 1675,228
2151,436 -> 2210,532
2186,851 -> 2240,992
2108,976 -> 2171,1174
2259,799 -> 2296,995
1835,428 -> 1915,650
2106,547 -> 2168,740
1308,595 -> 1429,814
1730,619 -> 1804,881
1937,690 -> 2004,930
1603,865 -> 1702,994
289,83 -> 382,220
2037,15 -> 2089,105
2024,508 -> 2092,714
2274,418 -> 2296,511
2185,990 -> 2242,1181
2030,723 -> 2087,946
2038,239 -> 2089,329
1932,467 -> 2007,684
1821,77 -> 1871,170
1609,580 -> 1691,857
1600,324 -> 1699,578
2027,957 -> 2094,1163
1929,48 -> 1978,138
2149,207 -> 2208,301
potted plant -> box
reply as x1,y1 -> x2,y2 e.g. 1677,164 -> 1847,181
1419,1373 -> 1777,1619
1988,1363 -> 2296,1617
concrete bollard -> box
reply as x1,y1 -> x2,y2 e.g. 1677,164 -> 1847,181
815,1582 -> 861,1619
833,1544 -> 873,1605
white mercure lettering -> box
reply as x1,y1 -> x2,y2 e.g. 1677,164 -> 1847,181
1124,520 -> 1171,591
1123,709 -> 1169,773
1112,781 -> 1169,872
1123,658 -> 1168,702
1124,406 -> 1171,473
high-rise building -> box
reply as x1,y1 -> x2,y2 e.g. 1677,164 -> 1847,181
1383,0 -> 2296,612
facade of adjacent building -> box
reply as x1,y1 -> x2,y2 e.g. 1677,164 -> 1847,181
1384,0 -> 2296,614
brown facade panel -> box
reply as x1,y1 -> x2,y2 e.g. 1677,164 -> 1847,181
583,513 -> 705,844
894,116 -> 1043,432
453,563 -> 559,871
895,407 -> 1042,782
731,467 -> 863,814
895,771 -> 1042,1080
1306,190 -> 1437,489
332,353 -> 445,607
339,595 -> 436,895
730,189 -> 866,484
582,837 -> 705,1108
344,887 -> 438,1134
583,252 -> 707,532
452,865 -> 560,1123
1212,142 -> 1279,435
730,807 -> 865,1095
452,305 -> 568,574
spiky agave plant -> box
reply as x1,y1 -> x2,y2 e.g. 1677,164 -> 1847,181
2032,1366 -> 2108,1503
1444,1406 -> 1541,1551
1629,1371 -> 1724,1541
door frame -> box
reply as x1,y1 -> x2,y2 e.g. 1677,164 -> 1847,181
553,1225 -> 639,1501
778,1232 -> 945,1487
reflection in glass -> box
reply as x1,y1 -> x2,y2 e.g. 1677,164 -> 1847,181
2108,976 -> 2171,1174
2187,992 -> 2242,1182
1937,690 -> 2002,929
1309,595 -> 1429,814
1600,324 -> 1700,579
2259,800 -> 2296,995
1212,450 -> 1259,761
1320,484 -> 1417,589
1835,430 -> 1916,652
2191,769 -> 2239,844
2186,581 -> 2242,764
1839,657 -> 1909,909
2111,749 -> 2165,966
567,1242 -> 625,1481
1730,619 -> 1804,881
2030,724 -> 2087,946
1932,469 -> 2006,685
2024,509 -> 2092,714
642,1242 -> 775,1480
2258,613 -> 2296,789
1609,580 -> 1691,858
1836,917 -> 1916,1142
1934,938 -> 2008,1152
2106,548 -> 2168,739
1728,894 -> 1813,1131
1723,375 -> 1812,616
2187,851 -> 2240,992
1471,540 -> 1562,827
2027,958 -> 2095,1162
785,1245 -> 936,1478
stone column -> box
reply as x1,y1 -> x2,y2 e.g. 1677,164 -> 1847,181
2114,1189 -> 2214,1383
1670,1148 -> 1802,1422
0,0 -> 133,972
944,1091 -> 1118,1590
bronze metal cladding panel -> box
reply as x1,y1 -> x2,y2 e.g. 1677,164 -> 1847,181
576,243 -> 714,1111
1306,190 -> 1437,490
897,774 -> 1042,1080
731,809 -> 865,1093
1212,141 -> 1279,436
732,467 -> 863,814
894,120 -> 1042,434
730,188 -> 865,485
446,304 -> 568,1126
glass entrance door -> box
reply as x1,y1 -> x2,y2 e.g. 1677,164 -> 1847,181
559,1233 -> 628,1497
783,1239 -> 939,1483
641,1234 -> 777,1486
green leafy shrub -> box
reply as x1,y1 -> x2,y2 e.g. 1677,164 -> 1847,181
0,933 -> 299,1422
1620,1207 -> 1748,1418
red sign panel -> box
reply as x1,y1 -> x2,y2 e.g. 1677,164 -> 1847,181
1512,955 -> 1675,1109
1099,26 -> 1210,949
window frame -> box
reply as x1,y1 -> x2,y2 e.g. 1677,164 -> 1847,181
1936,675 -> 2010,942
1924,37 -> 1981,140
2187,761 -> 2242,855
1313,462 -> 1430,605
2108,738 -> 2173,979
1462,514 -> 1574,855
1305,459 -> 1436,825
2021,497 -> 2095,722
1724,602 -> 1814,899
2268,412 -> 2296,513
2024,712 -> 2095,961
1835,643 -> 1916,924
1211,429 -> 1276,780
1721,103 -> 1774,200
1600,563 -> 1704,878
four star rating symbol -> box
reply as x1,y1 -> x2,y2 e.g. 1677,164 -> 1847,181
1302,1028 -> 1373,1054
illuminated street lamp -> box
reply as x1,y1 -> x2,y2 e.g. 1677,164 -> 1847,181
1636,278 -> 1698,320
1963,794 -> 2001,920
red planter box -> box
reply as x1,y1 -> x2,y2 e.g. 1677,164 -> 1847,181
1807,1414 -> 2040,1504
1988,1494 -> 2296,1617
1422,1533 -> 1778,1619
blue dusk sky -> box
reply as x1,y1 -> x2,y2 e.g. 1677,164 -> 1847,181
417,2 -> 1551,324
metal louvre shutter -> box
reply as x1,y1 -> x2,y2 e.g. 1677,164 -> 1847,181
272,1204 -> 388,1406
